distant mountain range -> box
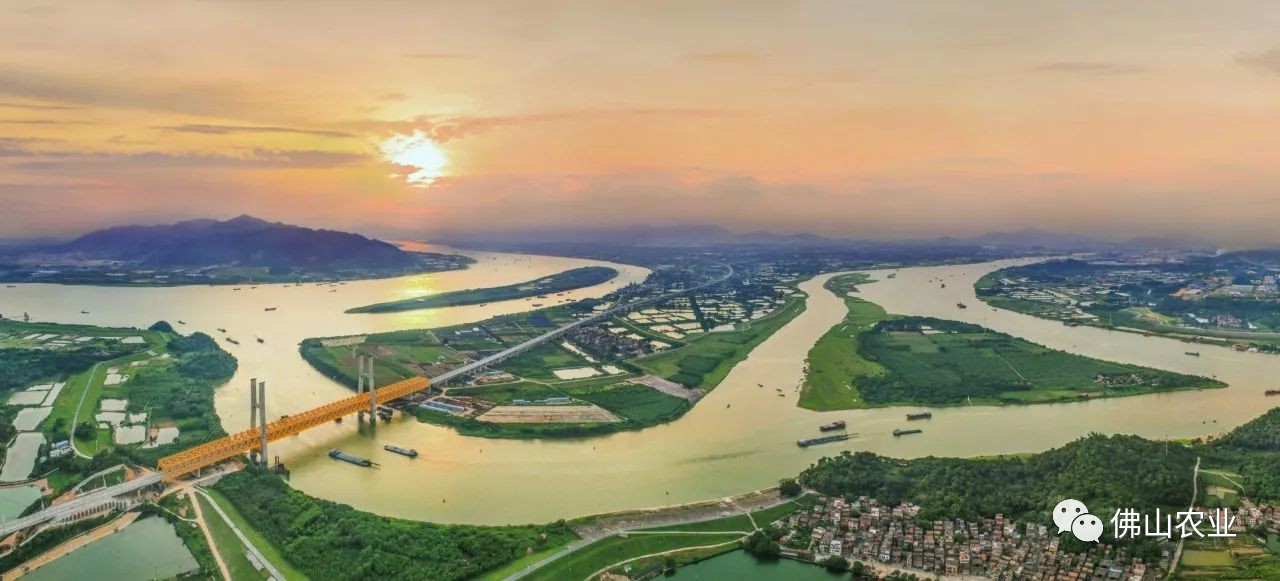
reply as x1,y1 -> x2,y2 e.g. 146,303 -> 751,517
0,216 -> 471,285
35,215 -> 417,269
424,225 -> 1218,253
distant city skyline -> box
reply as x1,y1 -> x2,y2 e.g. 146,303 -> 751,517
4,1 -> 1280,244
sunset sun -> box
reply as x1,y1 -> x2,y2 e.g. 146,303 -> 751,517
379,131 -> 447,186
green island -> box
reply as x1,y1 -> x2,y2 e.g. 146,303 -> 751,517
304,284 -> 807,439
800,273 -> 1223,410
347,266 -> 618,313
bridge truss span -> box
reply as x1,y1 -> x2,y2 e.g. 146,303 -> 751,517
157,376 -> 430,479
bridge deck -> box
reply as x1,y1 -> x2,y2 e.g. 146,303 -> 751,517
157,376 -> 430,478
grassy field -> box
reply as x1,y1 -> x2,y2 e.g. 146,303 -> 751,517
347,266 -> 617,313
633,295 -> 807,390
525,499 -> 806,580
856,317 -> 1224,406
1177,534 -> 1280,579
194,493 -> 267,580
200,488 -> 310,580
799,273 -> 887,410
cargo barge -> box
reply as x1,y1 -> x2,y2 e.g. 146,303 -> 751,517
329,449 -> 372,467
819,420 -> 846,432
893,428 -> 923,437
906,411 -> 932,421
384,445 -> 419,458
797,434 -> 850,447
1265,389 -> 1280,397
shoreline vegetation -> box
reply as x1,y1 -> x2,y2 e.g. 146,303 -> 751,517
801,273 -> 1223,411
198,407 -> 1280,581
303,287 -> 808,439
346,266 -> 618,313
973,260 -> 1280,352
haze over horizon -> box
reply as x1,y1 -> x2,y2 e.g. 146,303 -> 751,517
4,0 -> 1280,244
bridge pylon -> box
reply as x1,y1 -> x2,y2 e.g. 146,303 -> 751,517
356,355 -> 376,422
248,378 -> 267,464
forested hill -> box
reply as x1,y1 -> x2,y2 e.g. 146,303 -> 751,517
50,215 -> 416,269
800,434 -> 1195,525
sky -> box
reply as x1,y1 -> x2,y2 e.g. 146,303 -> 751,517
3,1 -> 1280,245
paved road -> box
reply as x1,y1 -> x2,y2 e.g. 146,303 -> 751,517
68,362 -> 103,460
0,472 -> 162,538
1,511 -> 140,580
434,263 -> 732,387
195,487 -> 285,581
505,487 -> 792,581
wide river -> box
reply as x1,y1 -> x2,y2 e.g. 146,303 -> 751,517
3,253 -> 1275,525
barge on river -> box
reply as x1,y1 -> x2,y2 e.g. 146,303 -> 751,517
384,445 -> 419,458
797,434 -> 851,447
329,449 -> 373,467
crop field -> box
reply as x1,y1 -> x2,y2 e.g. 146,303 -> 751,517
634,297 -> 806,390
799,273 -> 886,411
856,317 -> 1222,406
568,383 -> 690,423
478,405 -> 619,423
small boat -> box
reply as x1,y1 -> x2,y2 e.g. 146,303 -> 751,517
819,420 -> 846,432
4,285 -> 14,288
940,283 -> 947,288
893,428 -> 923,437
233,288 -> 242,291
906,411 -> 932,421
334,417 -> 343,423
217,328 -> 227,333
1185,352 -> 1200,357
264,307 -> 278,312
329,449 -> 373,467
81,310 -> 90,314
757,383 -> 763,388
256,337 -> 265,344
1265,389 -> 1280,396
532,303 -> 544,307
225,337 -> 240,345
956,302 -> 967,309
178,320 -> 186,325
384,445 -> 419,458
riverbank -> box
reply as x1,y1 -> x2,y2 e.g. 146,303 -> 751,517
347,266 -> 617,313
802,272 -> 1223,411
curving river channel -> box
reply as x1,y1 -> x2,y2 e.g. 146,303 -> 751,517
3,253 -> 1275,525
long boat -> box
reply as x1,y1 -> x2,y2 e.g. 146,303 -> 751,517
819,420 -> 846,432
906,411 -> 932,421
1265,389 -> 1280,396
893,428 -> 923,437
384,445 -> 419,458
797,434 -> 851,447
329,449 -> 373,467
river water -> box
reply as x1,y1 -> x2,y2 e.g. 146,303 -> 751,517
2,254 -> 1274,525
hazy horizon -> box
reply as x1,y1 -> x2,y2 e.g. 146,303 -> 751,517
4,1 -> 1280,244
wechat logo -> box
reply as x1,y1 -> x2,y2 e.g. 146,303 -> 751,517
1053,499 -> 1102,542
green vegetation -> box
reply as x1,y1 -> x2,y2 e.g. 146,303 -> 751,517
634,295 -> 806,389
1176,534 -> 1280,579
524,500 -> 807,580
0,513 -> 114,572
196,494 -> 269,580
200,488 -> 308,580
214,470 -> 576,580
800,273 -> 886,410
524,533 -> 742,581
348,266 -> 617,313
143,495 -> 222,580
855,316 -> 1221,405
801,434 -> 1196,559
